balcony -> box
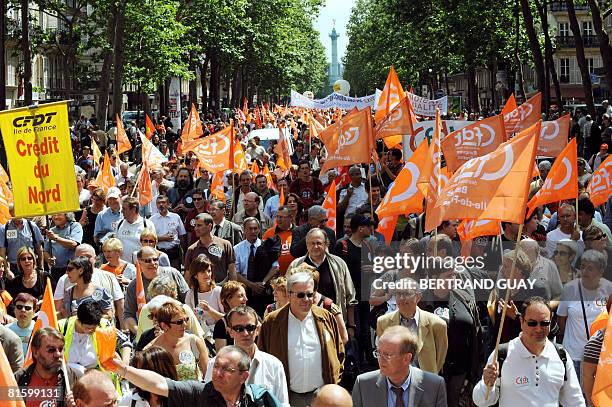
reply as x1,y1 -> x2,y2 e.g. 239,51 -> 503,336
556,35 -> 600,48
550,1 -> 605,12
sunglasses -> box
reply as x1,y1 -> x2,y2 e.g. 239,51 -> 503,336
230,324 -> 257,333
140,257 -> 159,264
141,239 -> 157,244
169,317 -> 189,325
20,256 -> 34,261
553,250 -> 570,257
526,320 -> 551,327
15,304 -> 33,311
290,291 -> 315,299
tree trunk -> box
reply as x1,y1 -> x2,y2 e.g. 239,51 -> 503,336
21,0 -> 32,105
489,60 -> 497,111
536,0 -> 563,113
143,92 -> 152,121
188,55 -> 197,107
587,0 -> 612,95
514,0 -> 527,100
231,67 -> 241,108
208,51 -> 220,114
112,0 -> 126,118
520,0 -> 546,104
566,0 -> 596,117
96,1 -> 117,129
467,65 -> 479,112
200,57 -> 209,113
158,83 -> 166,117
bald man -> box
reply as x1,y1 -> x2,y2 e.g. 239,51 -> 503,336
313,384 -> 353,407
72,370 -> 118,407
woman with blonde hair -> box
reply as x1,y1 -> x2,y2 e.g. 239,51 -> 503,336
264,276 -> 288,318
8,246 -> 50,300
213,281 -> 247,351
144,302 -> 209,381
100,238 -> 136,285
131,228 -> 170,267
185,254 -> 223,330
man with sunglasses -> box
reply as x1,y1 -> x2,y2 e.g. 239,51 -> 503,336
204,305 -> 289,406
112,345 -> 282,406
258,271 -> 345,407
472,296 -> 584,407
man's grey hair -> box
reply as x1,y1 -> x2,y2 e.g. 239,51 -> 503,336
308,205 -> 326,219
217,345 -> 251,372
581,249 -> 608,271
286,271 -> 314,292
147,275 -> 178,299
538,160 -> 552,171
306,227 -> 328,245
75,243 -> 96,256
243,217 -> 261,229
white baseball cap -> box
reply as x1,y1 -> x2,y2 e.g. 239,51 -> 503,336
107,187 -> 121,199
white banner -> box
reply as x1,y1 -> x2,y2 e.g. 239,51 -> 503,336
290,90 -> 376,110
375,90 -> 448,117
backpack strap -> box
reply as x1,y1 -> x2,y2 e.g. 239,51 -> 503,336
553,343 -> 568,381
497,342 -> 567,381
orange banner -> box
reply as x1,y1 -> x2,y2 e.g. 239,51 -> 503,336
115,114 -> 132,154
322,180 -> 337,231
503,93 -> 541,136
441,115 -> 506,173
429,122 -> 540,230
587,154 -> 612,206
537,114 -> 570,157
501,93 -> 517,116
181,104 -> 204,142
375,66 -> 405,124
376,215 -> 399,243
527,138 -> 577,217
182,125 -> 234,173
375,96 -> 417,140
457,219 -> 502,241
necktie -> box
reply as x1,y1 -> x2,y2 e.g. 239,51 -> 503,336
247,243 -> 256,281
392,386 -> 404,407
214,224 -> 221,237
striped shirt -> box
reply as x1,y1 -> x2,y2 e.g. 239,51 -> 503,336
583,328 -> 605,364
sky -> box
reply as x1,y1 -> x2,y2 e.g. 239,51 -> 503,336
314,0 -> 357,65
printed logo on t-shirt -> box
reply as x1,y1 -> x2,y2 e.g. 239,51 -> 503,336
179,350 -> 194,364
515,376 -> 529,387
6,230 -> 17,239
208,245 -> 223,258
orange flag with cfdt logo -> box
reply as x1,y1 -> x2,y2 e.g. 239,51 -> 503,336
95,152 -> 117,193
587,154 -> 612,206
592,311 -> 612,407
503,92 -> 541,136
322,180 -> 337,231
182,125 -> 234,173
441,114 -> 506,173
375,96 -> 418,139
320,107 -> 374,174
526,138 -> 578,217
501,93 -> 517,116
233,139 -> 248,172
115,114 -> 132,154
181,104 -> 203,143
376,140 -> 428,218
457,219 -> 502,241
429,122 -> 540,231
376,215 -> 399,243
375,66 -> 405,124
537,114 -> 570,157
274,127 -> 292,172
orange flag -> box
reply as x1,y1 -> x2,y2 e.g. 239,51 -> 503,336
319,107 -> 374,174
242,98 -> 248,119
0,344 -> 25,407
587,154 -> 612,206
140,131 -> 168,168
115,114 -> 132,154
429,122 -> 541,230
211,172 -> 226,202
274,127 -> 292,171
251,161 -> 261,175
0,180 -> 13,224
422,110 -> 446,231
91,138 -> 102,167
254,106 -> 263,129
375,66 -> 405,123
501,93 -> 517,116
95,152 -> 117,193
96,324 -> 118,370
590,309 -> 608,337
503,92 -> 542,136
278,187 -> 285,206
263,165 -> 273,188
441,114 -> 506,173
182,125 -> 234,173
0,162 -> 9,184
526,138 -> 578,217
538,114 -> 570,157
145,114 -> 156,140
135,262 -> 146,318
24,278 -> 58,368
233,138 -> 248,172
376,215 -> 399,243
137,160 -> 154,206
182,104 -> 203,142
457,219 -> 502,241
309,114 -> 325,139
322,180 -> 337,231
376,140 -> 428,218
592,312 -> 612,406
375,96 -> 417,140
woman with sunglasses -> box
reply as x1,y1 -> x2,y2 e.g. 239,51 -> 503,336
61,256 -> 113,319
130,228 -> 171,267
558,249 -> 612,377
213,281 -> 247,352
143,302 -> 209,381
553,239 -> 580,283
8,247 -> 49,300
6,292 -> 37,354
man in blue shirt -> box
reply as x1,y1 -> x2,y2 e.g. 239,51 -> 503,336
44,213 -> 83,285
93,187 -> 122,245
0,206 -> 44,271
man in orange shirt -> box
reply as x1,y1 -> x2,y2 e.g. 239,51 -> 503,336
262,206 -> 295,277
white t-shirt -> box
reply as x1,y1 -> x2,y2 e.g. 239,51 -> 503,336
116,217 -> 155,262
557,278 -> 612,361
149,212 -> 186,250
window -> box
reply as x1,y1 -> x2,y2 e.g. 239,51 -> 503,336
586,58 -> 595,74
582,21 -> 594,36
558,22 -> 570,37
559,58 -> 570,83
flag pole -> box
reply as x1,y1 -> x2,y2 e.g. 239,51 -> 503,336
484,223 -> 525,400
368,161 -> 375,221
575,196 -> 580,233
130,166 -> 142,198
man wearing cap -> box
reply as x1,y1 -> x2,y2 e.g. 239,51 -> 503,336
94,186 -> 123,246
588,143 -> 609,171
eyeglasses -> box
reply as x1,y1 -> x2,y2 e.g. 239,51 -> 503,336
230,324 -> 257,333
213,363 -> 245,375
20,256 -> 34,261
290,291 -> 315,299
169,317 -> 189,325
141,239 -> 157,244
526,320 -> 551,327
140,257 -> 159,264
553,250 -> 570,257
373,349 -> 406,361
15,304 -> 33,311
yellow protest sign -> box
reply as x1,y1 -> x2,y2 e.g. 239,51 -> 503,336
0,101 -> 79,217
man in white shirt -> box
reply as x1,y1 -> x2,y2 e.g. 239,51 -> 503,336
204,305 -> 289,406
150,195 -> 187,269
116,196 -> 155,262
472,296 -> 585,407
546,203 -> 583,258
337,166 -> 368,216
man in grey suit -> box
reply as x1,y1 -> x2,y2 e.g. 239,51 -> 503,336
210,199 -> 244,246
352,325 -> 447,407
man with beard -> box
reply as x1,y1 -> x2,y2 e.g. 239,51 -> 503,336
167,167 -> 195,217
14,327 -> 79,407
